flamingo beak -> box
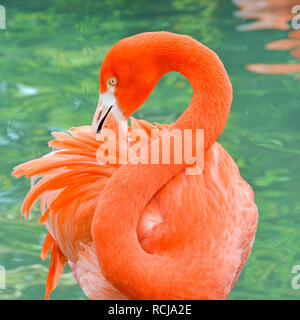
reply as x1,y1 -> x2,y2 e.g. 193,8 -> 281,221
92,99 -> 113,133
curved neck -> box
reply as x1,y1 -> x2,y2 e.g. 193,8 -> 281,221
153,33 -> 232,150
92,34 -> 233,299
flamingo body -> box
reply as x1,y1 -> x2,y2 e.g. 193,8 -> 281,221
13,32 -> 258,300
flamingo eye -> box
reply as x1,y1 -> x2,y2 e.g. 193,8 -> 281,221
107,77 -> 117,87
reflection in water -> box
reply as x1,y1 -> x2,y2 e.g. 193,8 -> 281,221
234,0 -> 300,79
16,84 -> 39,96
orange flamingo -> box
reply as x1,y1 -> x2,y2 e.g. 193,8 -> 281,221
12,32 -> 258,300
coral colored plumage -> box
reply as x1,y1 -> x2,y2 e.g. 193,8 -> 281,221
13,32 -> 258,300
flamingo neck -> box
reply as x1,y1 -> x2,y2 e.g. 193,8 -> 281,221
150,33 -> 232,150
92,35 -> 233,299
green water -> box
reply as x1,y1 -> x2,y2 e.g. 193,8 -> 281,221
0,0 -> 300,300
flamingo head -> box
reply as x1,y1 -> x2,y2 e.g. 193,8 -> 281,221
92,33 -> 168,133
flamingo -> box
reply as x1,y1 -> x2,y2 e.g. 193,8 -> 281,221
12,31 -> 258,300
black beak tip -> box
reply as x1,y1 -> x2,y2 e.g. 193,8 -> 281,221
96,123 -> 102,134
96,105 -> 113,134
